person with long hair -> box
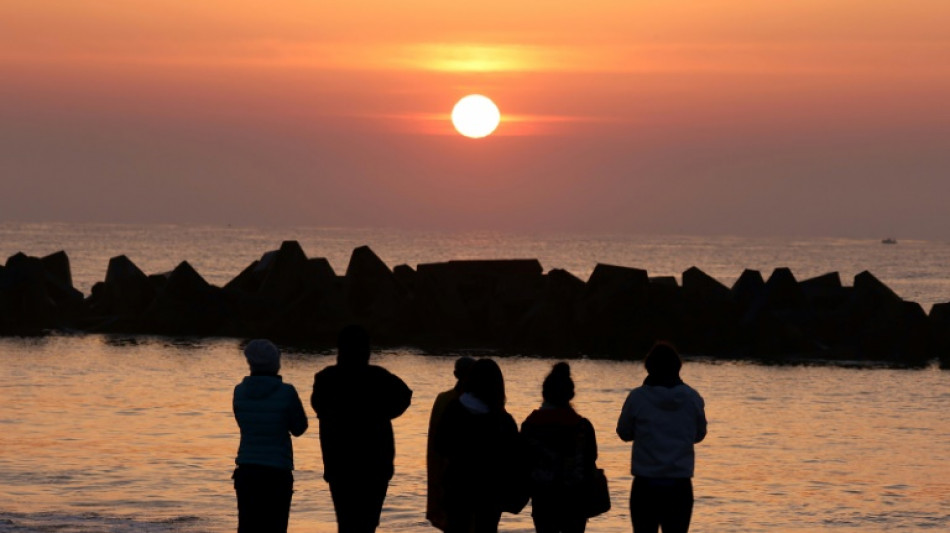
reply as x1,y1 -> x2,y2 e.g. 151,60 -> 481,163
435,358 -> 525,533
617,342 -> 707,533
521,362 -> 599,533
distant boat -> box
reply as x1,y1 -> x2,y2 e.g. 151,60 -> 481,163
881,238 -> 897,244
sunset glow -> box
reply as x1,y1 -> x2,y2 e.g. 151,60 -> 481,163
1,1 -> 949,237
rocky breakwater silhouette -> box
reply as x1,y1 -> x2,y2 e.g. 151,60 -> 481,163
1,242 -> 948,368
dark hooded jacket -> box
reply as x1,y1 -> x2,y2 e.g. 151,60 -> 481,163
435,394 -> 524,516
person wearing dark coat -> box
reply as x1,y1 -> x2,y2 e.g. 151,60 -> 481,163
233,339 -> 309,533
435,358 -> 526,533
311,324 -> 413,533
521,362 -> 598,533
427,356 -> 477,531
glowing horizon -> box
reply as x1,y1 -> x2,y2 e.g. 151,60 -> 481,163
1,1 -> 949,237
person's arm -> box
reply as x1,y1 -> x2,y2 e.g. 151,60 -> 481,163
616,391 -> 638,442
310,369 -> 327,417
433,400 -> 460,458
385,372 -> 413,419
583,418 -> 599,464
694,393 -> 707,443
232,386 -> 240,424
428,393 -> 445,437
288,385 -> 309,437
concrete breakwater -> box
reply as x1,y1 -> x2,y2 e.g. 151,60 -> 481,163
2,241 -> 948,368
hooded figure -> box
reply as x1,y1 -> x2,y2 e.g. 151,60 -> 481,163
233,339 -> 309,533
616,342 -> 707,533
434,358 -> 526,533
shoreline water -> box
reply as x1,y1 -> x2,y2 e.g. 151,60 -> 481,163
3,335 -> 948,533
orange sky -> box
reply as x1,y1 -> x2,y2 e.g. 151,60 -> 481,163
2,1 -> 949,237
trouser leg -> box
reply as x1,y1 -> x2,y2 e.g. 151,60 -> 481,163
329,476 -> 390,533
630,477 -> 659,533
533,505 -> 587,533
234,466 -> 294,533
657,479 -> 693,533
630,477 -> 693,533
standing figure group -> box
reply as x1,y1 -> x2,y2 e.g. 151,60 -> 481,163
231,326 -> 411,533
231,328 -> 706,533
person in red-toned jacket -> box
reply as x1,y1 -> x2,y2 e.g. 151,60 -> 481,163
521,362 -> 598,533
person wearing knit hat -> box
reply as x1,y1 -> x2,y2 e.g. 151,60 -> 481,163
244,338 -> 281,375
521,362 -> 601,533
233,339 -> 309,533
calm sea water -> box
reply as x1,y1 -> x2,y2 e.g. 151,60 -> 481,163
1,223 -> 949,532
2,336 -> 948,533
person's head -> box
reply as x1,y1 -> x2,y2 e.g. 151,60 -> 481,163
644,342 -> 682,381
453,356 -> 476,384
462,358 -> 506,411
542,361 -> 575,407
337,324 -> 371,366
244,339 -> 280,375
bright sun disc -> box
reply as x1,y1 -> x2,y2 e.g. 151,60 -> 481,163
451,95 -> 500,138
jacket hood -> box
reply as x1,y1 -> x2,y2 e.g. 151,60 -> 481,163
639,383 -> 693,412
240,375 -> 283,400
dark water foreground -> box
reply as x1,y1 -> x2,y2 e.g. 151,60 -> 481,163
2,241 -> 948,368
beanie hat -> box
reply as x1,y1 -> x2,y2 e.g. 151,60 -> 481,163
542,361 -> 575,406
244,339 -> 280,374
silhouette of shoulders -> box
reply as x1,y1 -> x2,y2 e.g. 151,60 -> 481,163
311,363 -> 411,420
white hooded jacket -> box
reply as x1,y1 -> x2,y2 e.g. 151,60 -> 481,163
616,381 -> 707,478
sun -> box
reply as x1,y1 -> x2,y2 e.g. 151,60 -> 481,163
451,95 -> 500,138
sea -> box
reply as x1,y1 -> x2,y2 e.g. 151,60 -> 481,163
1,222 -> 948,532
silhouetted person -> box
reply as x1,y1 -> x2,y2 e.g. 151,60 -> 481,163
435,358 -> 525,533
427,356 -> 477,530
521,362 -> 598,533
232,339 -> 309,533
311,325 -> 413,533
617,343 -> 707,533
